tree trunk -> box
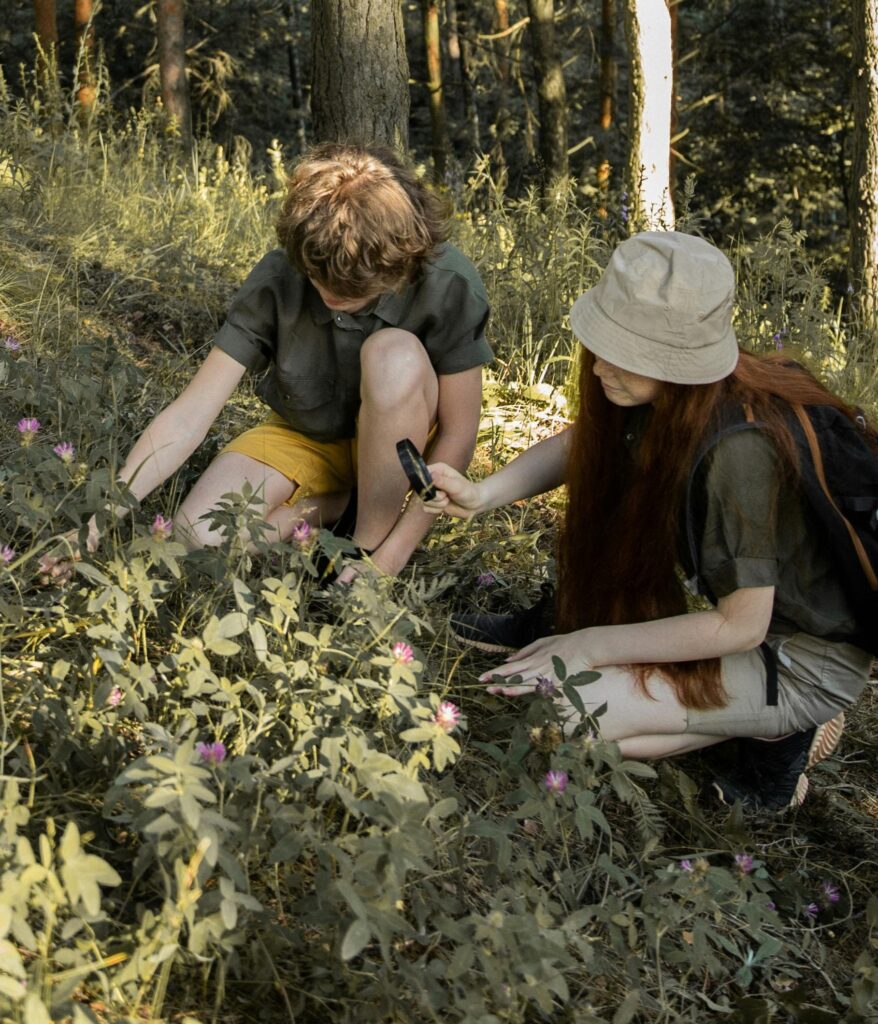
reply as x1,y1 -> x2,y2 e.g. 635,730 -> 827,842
526,0 -> 568,180
850,0 -> 878,332
623,0 -> 675,229
286,0 -> 307,153
33,0 -> 58,85
156,0 -> 193,153
668,0 -> 678,204
310,0 -> 409,149
422,0 -> 450,179
596,0 -> 616,208
446,0 -> 480,153
73,0 -> 96,113
491,0 -> 511,172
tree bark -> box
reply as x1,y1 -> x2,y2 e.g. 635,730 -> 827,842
623,0 -> 675,229
422,0 -> 450,179
526,0 -> 568,180
156,0 -> 193,153
310,0 -> 409,149
73,0 -> 96,113
850,0 -> 878,331
596,0 -> 616,207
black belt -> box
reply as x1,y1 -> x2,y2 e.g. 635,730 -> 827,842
759,641 -> 779,706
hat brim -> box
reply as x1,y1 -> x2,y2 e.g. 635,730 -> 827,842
569,288 -> 739,386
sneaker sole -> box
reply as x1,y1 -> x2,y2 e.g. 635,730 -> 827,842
790,712 -> 845,809
450,629 -> 517,654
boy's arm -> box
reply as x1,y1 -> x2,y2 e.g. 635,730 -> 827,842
369,366 -> 482,576
118,347 -> 247,501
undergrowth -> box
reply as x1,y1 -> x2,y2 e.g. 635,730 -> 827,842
0,86 -> 876,1024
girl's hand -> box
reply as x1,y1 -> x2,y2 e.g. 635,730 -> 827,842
422,462 -> 485,519
480,631 -> 596,696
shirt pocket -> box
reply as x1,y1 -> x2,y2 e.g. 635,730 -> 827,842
276,374 -> 336,410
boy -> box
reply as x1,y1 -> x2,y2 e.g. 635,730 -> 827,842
50,144 -> 491,580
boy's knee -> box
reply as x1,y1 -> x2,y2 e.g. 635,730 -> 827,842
360,329 -> 431,404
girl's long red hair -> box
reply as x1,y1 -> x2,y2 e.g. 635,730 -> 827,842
557,350 -> 875,710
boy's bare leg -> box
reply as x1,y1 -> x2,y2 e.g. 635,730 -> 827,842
176,452 -> 296,549
352,328 -> 438,554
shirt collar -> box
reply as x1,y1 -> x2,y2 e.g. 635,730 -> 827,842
306,281 -> 408,326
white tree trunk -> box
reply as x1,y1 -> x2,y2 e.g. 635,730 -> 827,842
623,0 -> 674,230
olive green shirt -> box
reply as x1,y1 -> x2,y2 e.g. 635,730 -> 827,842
698,429 -> 860,640
213,243 -> 491,441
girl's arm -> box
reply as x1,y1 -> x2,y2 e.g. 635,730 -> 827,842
117,347 -> 247,501
425,427 -> 572,519
483,586 -> 776,688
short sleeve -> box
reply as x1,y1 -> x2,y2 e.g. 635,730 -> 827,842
699,430 -> 783,598
212,253 -> 286,372
424,272 -> 492,375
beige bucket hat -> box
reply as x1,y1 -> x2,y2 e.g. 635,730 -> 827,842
569,231 -> 739,385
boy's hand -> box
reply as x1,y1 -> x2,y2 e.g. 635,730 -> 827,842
422,462 -> 484,519
38,518 -> 101,582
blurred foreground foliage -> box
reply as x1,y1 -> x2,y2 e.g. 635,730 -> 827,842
0,94 -> 877,1023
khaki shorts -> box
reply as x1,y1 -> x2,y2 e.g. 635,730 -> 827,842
685,632 -> 873,737
221,414 -> 437,505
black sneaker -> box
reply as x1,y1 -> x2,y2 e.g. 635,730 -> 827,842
713,714 -> 845,812
450,590 -> 554,653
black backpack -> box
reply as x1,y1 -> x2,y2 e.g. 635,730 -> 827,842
683,402 -> 878,657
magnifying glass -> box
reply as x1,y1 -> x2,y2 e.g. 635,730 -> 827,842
396,438 -> 438,501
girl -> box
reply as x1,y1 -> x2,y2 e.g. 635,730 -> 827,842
424,231 -> 874,812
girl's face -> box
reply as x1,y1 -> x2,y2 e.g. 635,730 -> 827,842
592,355 -> 664,406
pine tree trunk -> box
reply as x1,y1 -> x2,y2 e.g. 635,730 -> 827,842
422,0 -> 450,179
286,1 -> 307,153
310,0 -> 409,149
73,0 -> 96,113
850,0 -> 878,332
156,0 -> 193,153
623,0 -> 675,229
526,0 -> 568,180
446,0 -> 479,154
33,0 -> 58,85
491,0 -> 511,173
596,0 -> 616,209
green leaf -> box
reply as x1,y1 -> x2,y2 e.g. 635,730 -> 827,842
612,989 -> 640,1024
551,655 -> 568,682
341,919 -> 371,961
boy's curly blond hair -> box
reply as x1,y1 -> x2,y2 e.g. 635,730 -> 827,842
276,143 -> 449,299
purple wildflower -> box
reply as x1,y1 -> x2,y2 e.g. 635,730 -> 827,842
291,520 -> 312,544
735,853 -> 754,875
196,740 -> 227,766
535,675 -> 558,698
475,571 -> 497,588
679,859 -> 693,872
434,701 -> 461,733
53,441 -> 75,463
4,336 -> 21,352
107,687 -> 123,707
544,769 -> 569,795
392,642 -> 414,665
150,514 -> 173,541
821,881 -> 840,905
17,417 -> 40,444
766,901 -> 776,911
1,544 -> 14,565
804,902 -> 820,920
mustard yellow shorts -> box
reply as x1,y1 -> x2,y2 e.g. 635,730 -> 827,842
221,414 -> 437,505
221,414 -> 359,501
